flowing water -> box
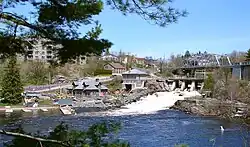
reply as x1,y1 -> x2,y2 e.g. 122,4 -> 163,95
0,92 -> 249,147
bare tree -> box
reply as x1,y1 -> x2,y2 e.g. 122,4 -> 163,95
167,54 -> 184,68
213,67 -> 250,103
230,50 -> 246,63
21,61 -> 49,85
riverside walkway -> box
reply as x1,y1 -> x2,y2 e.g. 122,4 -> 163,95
24,77 -> 114,92
0,106 -> 59,111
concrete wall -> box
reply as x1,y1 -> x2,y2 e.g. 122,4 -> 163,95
232,66 -> 242,79
242,66 -> 250,81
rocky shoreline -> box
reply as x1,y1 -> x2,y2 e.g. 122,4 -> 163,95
170,97 -> 250,120
74,88 -> 167,113
74,79 -> 169,112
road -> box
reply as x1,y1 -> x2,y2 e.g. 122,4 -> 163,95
24,77 -> 113,93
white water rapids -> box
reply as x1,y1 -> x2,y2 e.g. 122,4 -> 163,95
110,91 -> 201,115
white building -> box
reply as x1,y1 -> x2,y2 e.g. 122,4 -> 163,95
23,39 -> 87,64
122,69 -> 149,91
25,40 -> 57,62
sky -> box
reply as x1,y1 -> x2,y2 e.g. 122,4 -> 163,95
7,0 -> 250,59
95,0 -> 250,58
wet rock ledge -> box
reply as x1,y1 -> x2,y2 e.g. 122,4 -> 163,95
170,97 -> 250,119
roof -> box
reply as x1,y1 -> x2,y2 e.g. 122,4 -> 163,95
135,57 -> 145,60
101,54 -> 118,59
122,69 -> 148,75
100,85 -> 108,90
74,85 -> 84,90
73,79 -> 100,86
84,85 -> 99,91
58,99 -> 73,105
84,80 -> 99,86
25,93 -> 41,97
106,62 -> 125,69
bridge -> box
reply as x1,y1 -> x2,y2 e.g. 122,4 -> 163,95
161,53 -> 250,91
168,53 -> 250,81
175,53 -> 233,69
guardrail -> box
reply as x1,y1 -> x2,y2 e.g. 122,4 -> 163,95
24,77 -> 114,92
24,83 -> 71,92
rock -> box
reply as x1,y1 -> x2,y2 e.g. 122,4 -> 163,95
170,98 -> 250,118
73,79 -> 170,111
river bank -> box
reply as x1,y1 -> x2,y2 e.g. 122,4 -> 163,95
170,97 -> 250,123
73,79 -> 170,112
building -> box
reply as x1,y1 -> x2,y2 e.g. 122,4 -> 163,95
25,41 -> 57,62
104,62 -> 126,75
67,79 -> 108,96
73,55 -> 87,65
100,54 -> 119,62
133,57 -> 146,66
121,69 -> 149,91
23,39 -> 87,65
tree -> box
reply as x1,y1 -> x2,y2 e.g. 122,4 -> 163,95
0,0 -> 187,64
184,50 -> 191,58
230,50 -> 246,63
213,67 -> 232,101
203,73 -> 214,91
168,54 -> 184,68
24,61 -> 49,85
245,49 -> 250,61
3,122 -> 130,147
1,55 -> 24,104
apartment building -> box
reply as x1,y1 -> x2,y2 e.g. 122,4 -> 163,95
25,40 -> 57,62
24,39 -> 87,65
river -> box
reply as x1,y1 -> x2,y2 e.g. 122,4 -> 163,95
0,92 -> 250,147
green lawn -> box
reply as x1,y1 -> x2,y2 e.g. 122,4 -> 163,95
38,99 -> 53,106
0,103 -> 23,107
0,99 -> 53,107
96,74 -> 112,76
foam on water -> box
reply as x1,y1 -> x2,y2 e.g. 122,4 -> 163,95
111,91 -> 201,116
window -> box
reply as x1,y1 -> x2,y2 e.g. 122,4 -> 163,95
27,51 -> 33,54
42,56 -> 45,59
47,51 -> 52,54
35,51 -> 39,54
47,46 -> 52,50
41,51 -> 45,55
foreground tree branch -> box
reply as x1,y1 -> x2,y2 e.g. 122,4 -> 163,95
0,130 -> 70,147
0,0 -> 187,63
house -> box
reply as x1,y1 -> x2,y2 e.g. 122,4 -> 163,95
121,69 -> 149,91
100,54 -> 119,62
104,62 -> 126,75
67,79 -> 109,96
133,57 -> 146,66
23,92 -> 41,104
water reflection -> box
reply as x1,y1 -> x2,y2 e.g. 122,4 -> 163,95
0,109 -> 62,125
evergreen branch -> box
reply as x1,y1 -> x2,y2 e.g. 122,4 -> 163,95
0,12 -> 56,40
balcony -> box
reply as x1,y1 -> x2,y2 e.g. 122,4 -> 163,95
123,80 -> 144,84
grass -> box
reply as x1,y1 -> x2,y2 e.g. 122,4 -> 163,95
0,99 -> 53,107
38,99 -> 53,106
0,103 -> 23,107
96,74 -> 112,77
